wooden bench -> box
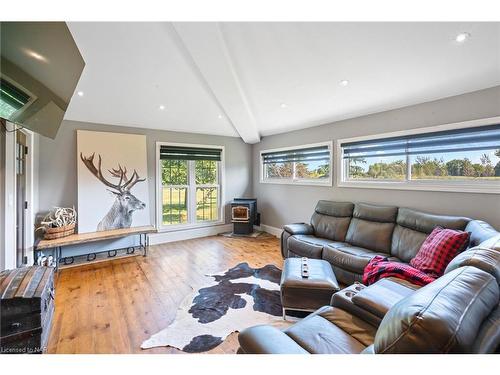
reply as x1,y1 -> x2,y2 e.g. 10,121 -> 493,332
35,226 -> 157,270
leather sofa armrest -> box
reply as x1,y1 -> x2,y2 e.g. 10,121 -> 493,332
445,244 -> 500,284
238,325 -> 309,354
283,223 -> 314,236
351,278 -> 415,319
331,284 -> 382,327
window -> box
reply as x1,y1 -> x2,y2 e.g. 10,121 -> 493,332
261,142 -> 332,186
339,120 -> 500,193
158,144 -> 223,229
0,77 -> 31,119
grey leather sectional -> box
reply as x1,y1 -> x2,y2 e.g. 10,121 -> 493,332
281,200 -> 499,285
237,200 -> 500,354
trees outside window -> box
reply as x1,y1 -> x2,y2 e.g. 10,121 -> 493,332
159,145 -> 222,228
261,142 -> 332,185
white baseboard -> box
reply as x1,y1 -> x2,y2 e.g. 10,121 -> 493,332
151,223 -> 283,245
150,224 -> 232,245
256,224 -> 283,238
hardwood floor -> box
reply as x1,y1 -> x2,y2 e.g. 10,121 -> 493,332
47,234 -> 282,354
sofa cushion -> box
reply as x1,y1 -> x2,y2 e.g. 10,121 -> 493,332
478,233 -> 500,251
466,220 -> 499,248
445,245 -> 500,284
396,207 -> 469,234
323,243 -> 399,274
374,266 -> 499,353
345,219 -> 396,253
391,208 -> 470,261
345,203 -> 398,253
311,201 -> 354,241
311,213 -> 352,242
390,225 -> 428,263
351,202 -> 398,223
315,200 -> 354,217
316,306 -> 377,347
331,266 -> 364,286
284,306 -> 375,353
287,235 -> 335,259
409,227 -> 470,278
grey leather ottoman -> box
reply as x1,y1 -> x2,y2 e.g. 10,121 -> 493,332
280,258 -> 339,319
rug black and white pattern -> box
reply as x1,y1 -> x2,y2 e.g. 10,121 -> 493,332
141,262 -> 291,353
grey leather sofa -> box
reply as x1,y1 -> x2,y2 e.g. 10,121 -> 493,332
281,201 -> 499,285
238,236 -> 500,353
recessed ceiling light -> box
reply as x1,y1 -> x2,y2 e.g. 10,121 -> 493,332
77,91 -> 84,97
24,49 -> 48,63
218,114 -> 224,119
339,80 -> 349,87
455,32 -> 471,43
159,105 -> 165,110
280,103 -> 288,108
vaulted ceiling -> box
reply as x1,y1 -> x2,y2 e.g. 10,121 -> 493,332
65,22 -> 500,143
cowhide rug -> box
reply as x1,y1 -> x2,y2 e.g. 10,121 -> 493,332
141,262 -> 292,353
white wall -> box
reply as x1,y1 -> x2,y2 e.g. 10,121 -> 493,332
252,86 -> 500,230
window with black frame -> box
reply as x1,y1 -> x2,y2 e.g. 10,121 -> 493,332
341,124 -> 500,184
159,145 -> 222,227
261,143 -> 331,184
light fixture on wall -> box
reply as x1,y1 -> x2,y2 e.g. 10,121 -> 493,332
77,91 -> 84,97
159,105 -> 165,110
339,80 -> 349,87
455,32 -> 471,43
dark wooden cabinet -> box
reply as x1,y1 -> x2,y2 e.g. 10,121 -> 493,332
0,266 -> 55,354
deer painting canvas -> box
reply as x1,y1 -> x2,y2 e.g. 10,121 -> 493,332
77,131 -> 150,233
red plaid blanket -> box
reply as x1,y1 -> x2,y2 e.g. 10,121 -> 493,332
363,256 -> 436,287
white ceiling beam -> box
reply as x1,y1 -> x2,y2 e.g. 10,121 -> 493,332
172,22 -> 261,144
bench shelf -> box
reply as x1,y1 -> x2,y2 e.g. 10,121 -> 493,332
34,226 -> 157,271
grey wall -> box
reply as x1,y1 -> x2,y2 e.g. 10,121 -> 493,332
37,86 -> 500,239
253,86 -> 500,230
38,120 -> 253,226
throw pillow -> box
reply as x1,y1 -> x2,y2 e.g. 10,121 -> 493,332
410,226 -> 470,278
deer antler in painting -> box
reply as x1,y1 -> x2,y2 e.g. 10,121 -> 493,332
80,153 -> 145,193
122,169 -> 145,191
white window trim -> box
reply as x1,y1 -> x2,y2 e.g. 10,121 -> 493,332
156,142 -> 225,233
336,116 -> 500,194
259,141 -> 333,187
0,74 -> 38,119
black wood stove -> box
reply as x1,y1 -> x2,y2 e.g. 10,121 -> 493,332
230,198 -> 260,235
